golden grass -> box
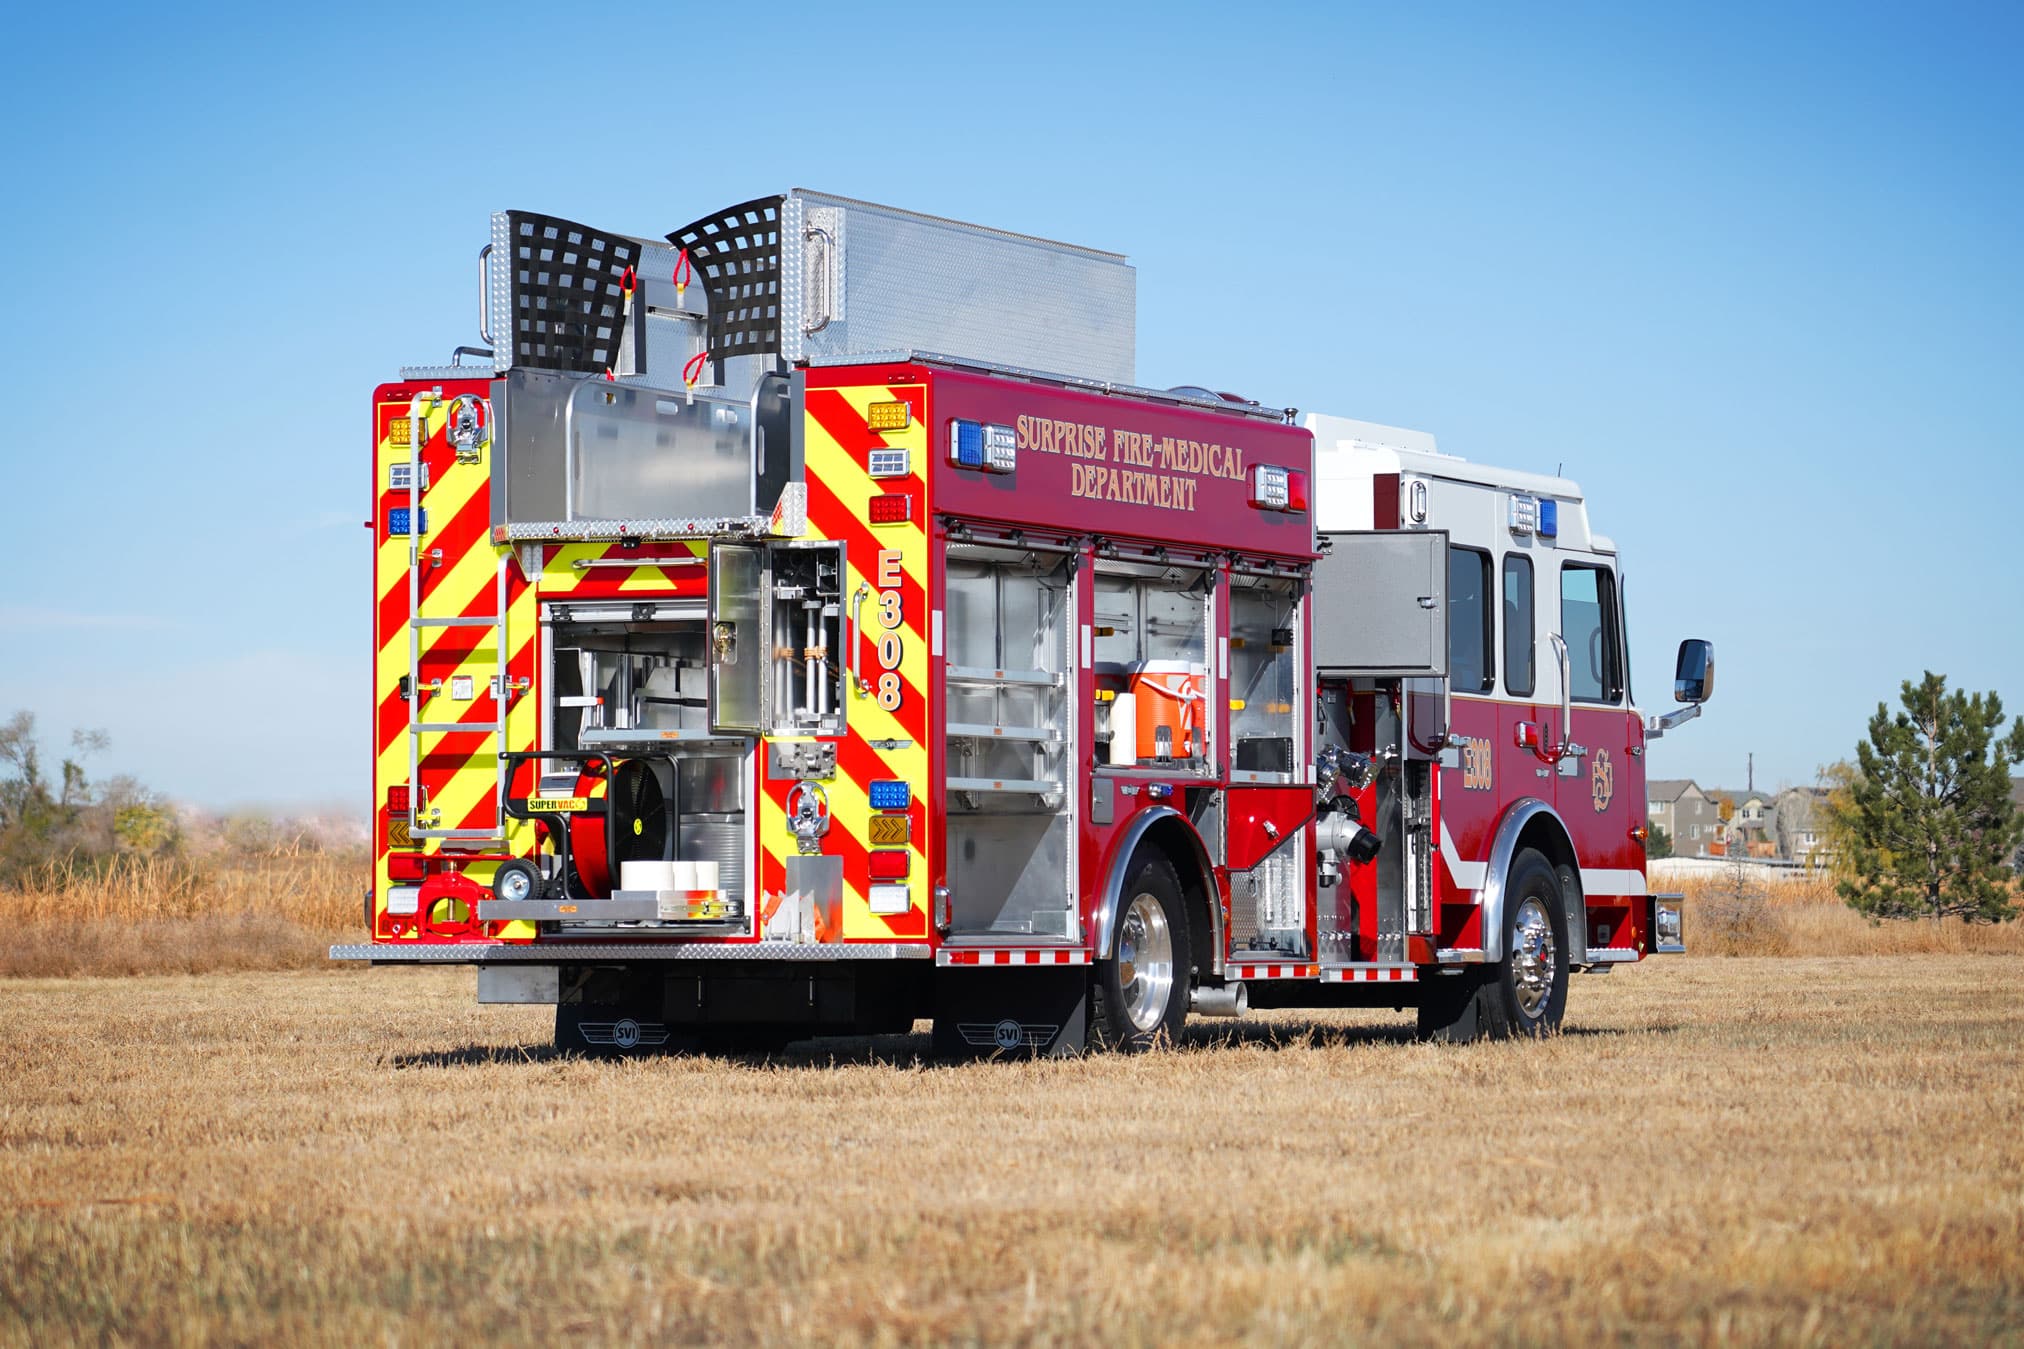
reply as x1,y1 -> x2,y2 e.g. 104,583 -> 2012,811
1671,873 -> 2024,958
1,957 -> 2019,1344
0,851 -> 364,978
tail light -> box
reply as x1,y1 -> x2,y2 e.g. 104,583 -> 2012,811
868,849 -> 910,880
387,784 -> 410,815
1248,465 -> 1307,513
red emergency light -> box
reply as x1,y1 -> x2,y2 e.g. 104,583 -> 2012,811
867,849 -> 910,880
1248,465 -> 1308,513
868,493 -> 912,524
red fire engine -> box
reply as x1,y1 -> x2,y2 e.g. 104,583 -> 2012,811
336,192 -> 1713,1054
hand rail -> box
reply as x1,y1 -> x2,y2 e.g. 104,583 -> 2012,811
848,584 -> 870,696
1547,633 -> 1586,759
478,243 -> 495,347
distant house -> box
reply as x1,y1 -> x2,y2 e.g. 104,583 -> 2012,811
1709,788 -> 1777,858
1772,787 -> 1832,868
1647,779 -> 1721,855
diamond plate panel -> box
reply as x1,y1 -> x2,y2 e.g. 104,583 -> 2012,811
782,190 -> 1134,385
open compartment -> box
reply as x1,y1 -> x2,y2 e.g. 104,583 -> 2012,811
941,539 -> 1076,938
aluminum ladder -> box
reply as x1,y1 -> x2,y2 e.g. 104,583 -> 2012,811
403,390 -> 509,845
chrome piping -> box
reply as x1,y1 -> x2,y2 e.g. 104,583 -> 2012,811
1548,633 -> 1572,754
1091,805 -> 1222,976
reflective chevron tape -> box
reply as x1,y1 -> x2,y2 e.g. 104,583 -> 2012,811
937,949 -> 1091,967
1321,966 -> 1420,983
759,381 -> 932,943
1227,963 -> 1322,981
371,387 -> 537,944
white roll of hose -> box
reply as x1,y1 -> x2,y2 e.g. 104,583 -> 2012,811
620,860 -> 677,893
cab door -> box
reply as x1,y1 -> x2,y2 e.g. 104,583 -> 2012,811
1551,555 -> 1642,916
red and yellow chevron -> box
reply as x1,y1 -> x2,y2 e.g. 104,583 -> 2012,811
370,385 -> 536,943
758,381 -> 932,940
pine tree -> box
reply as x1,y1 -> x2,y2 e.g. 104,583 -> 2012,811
1644,823 -> 1673,859
1836,672 -> 2024,922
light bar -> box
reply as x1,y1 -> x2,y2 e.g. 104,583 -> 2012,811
1248,466 -> 1307,513
948,420 -> 1015,474
982,423 -> 1016,472
867,447 -> 911,479
866,400 -> 912,431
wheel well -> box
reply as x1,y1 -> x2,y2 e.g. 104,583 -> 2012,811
1513,811 -> 1584,953
1131,815 -> 1217,980
1515,814 -> 1577,878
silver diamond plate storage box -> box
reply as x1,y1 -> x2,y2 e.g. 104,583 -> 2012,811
777,190 -> 1135,385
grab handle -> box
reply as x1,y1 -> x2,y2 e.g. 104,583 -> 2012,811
478,243 -> 495,347
848,584 -> 870,696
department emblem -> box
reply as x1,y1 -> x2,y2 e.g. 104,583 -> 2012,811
1591,747 -> 1614,813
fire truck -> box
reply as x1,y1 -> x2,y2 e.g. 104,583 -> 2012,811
335,191 -> 1713,1054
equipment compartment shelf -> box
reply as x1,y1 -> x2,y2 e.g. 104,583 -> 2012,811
946,776 -> 1059,795
945,722 -> 1061,744
943,665 -> 1063,688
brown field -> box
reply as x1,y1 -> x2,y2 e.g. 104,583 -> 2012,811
0,851 -> 360,979
3,955 -> 2020,1345
4,852 -> 2020,982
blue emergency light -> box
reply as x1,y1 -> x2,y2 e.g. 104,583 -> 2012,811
1538,499 -> 1558,539
869,780 -> 911,811
948,420 -> 985,468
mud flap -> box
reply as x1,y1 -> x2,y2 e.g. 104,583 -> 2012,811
931,966 -> 1089,1059
556,998 -> 696,1057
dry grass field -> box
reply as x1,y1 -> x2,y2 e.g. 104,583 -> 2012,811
4,850 -> 2019,982
0,850 -> 359,979
3,955 -> 2020,1345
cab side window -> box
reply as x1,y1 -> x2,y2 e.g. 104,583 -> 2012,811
1502,554 -> 1535,697
1448,547 -> 1493,693
1560,563 -> 1623,703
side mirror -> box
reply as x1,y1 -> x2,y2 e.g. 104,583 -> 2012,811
1674,639 -> 1714,704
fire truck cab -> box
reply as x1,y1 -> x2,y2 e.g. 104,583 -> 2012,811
337,192 -> 1711,1054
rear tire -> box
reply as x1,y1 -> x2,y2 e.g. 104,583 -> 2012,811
1092,853 -> 1191,1051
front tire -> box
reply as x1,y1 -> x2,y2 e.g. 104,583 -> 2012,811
1478,848 -> 1569,1039
1416,847 -> 1568,1042
1092,854 -> 1191,1050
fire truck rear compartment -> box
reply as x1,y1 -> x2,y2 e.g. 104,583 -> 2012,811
545,605 -> 749,909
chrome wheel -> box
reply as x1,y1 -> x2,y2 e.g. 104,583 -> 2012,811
1116,892 -> 1175,1033
1511,896 -> 1556,1019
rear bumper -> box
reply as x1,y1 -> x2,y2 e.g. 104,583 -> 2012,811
330,941 -> 932,964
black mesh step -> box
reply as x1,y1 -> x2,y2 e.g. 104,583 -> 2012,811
665,196 -> 785,365
505,211 -> 641,374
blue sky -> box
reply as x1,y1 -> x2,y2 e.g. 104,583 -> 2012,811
1,1 -> 2018,807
